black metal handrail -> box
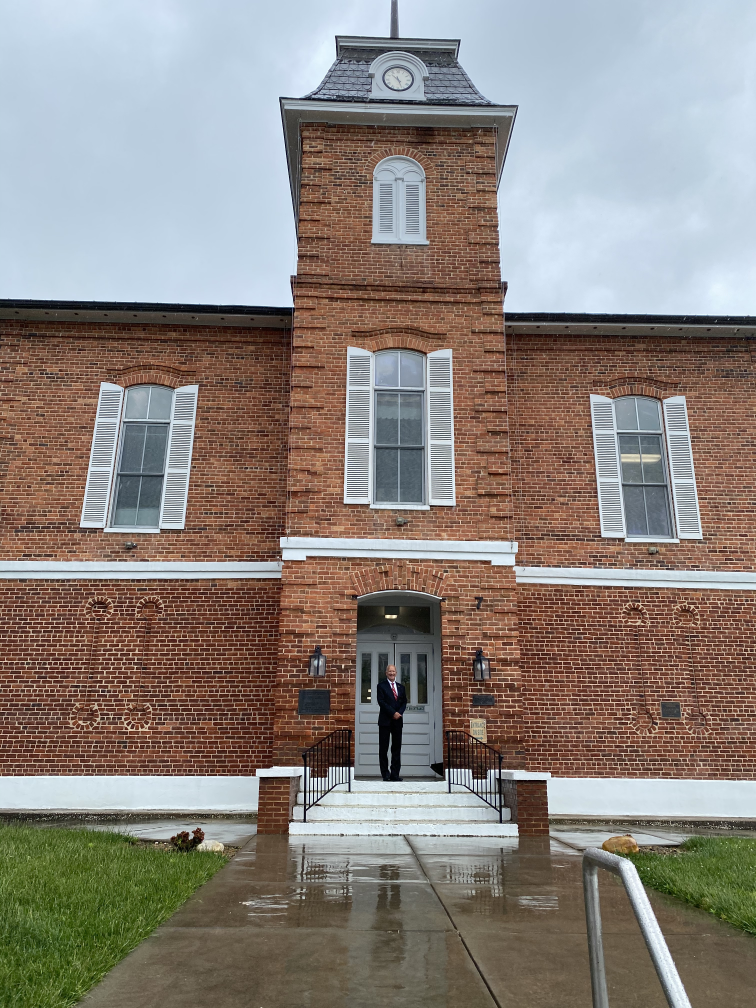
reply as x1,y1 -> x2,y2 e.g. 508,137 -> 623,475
445,730 -> 504,822
301,729 -> 352,822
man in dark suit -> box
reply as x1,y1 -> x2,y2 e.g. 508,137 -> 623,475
377,664 -> 407,781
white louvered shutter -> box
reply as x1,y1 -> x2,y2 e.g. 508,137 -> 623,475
375,182 -> 395,239
663,396 -> 702,539
80,382 -> 125,528
590,395 -> 625,537
427,349 -> 456,506
159,384 -> 199,529
344,347 -> 373,504
404,182 -> 421,236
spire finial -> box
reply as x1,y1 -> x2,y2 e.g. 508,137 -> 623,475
390,0 -> 399,38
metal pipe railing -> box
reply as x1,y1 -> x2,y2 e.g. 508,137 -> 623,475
445,729 -> 504,822
583,847 -> 692,1008
301,729 -> 352,822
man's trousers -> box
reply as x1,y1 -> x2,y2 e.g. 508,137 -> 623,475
378,720 -> 403,779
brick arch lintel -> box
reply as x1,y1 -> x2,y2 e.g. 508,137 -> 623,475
351,326 -> 447,355
595,376 -> 681,400
350,562 -> 446,599
367,147 -> 432,175
112,364 -> 198,389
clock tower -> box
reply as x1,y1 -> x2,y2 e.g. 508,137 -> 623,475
274,29 -> 522,774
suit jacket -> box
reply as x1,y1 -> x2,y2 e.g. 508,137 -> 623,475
377,679 -> 407,726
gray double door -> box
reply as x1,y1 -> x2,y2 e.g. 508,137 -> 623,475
355,638 -> 442,777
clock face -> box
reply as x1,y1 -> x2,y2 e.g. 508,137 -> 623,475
382,66 -> 414,92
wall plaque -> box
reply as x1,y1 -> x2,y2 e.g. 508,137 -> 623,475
298,689 -> 331,715
469,719 -> 488,743
660,701 -> 681,719
472,694 -> 495,707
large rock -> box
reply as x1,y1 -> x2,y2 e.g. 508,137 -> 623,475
196,839 -> 225,852
602,834 -> 640,854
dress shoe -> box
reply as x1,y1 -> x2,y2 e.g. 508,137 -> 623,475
382,775 -> 391,781
389,776 -> 403,782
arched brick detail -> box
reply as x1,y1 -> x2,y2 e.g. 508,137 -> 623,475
595,377 -> 681,400
113,364 -> 197,389
351,326 -> 448,354
367,147 -> 432,176
350,562 -> 446,598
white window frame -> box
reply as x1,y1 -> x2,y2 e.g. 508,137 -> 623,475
372,156 -> 428,246
590,393 -> 702,541
80,382 -> 199,532
344,348 -> 455,508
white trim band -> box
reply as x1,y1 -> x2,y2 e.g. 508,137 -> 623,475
281,537 -> 518,566
549,777 -> 756,818
0,775 -> 259,811
515,566 -> 756,591
0,561 -> 282,580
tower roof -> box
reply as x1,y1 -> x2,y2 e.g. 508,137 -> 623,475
304,36 -> 493,106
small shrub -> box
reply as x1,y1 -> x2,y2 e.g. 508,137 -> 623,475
169,827 -> 205,852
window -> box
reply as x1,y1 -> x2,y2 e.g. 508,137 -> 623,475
590,394 -> 702,540
344,347 -> 455,507
372,156 -> 428,245
80,382 -> 199,531
375,351 -> 425,504
112,386 -> 173,528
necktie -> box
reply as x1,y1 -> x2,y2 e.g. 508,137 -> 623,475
391,681 -> 397,698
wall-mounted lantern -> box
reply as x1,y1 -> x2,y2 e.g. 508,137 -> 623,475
308,646 -> 327,677
473,649 -> 491,680
384,606 -> 400,620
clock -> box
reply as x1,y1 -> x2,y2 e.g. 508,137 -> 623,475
382,66 -> 414,92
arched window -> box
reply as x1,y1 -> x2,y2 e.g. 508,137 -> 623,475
372,156 -> 428,245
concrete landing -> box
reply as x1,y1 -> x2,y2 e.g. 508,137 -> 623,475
79,832 -> 756,1008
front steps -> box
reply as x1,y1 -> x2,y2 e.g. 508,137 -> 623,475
289,779 -> 517,836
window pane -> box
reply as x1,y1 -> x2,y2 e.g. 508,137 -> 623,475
124,387 -> 150,419
417,654 -> 428,704
399,393 -> 423,445
614,398 -> 637,430
361,654 -> 372,703
400,653 -> 411,702
636,398 -> 662,432
120,424 -> 148,472
375,353 -> 399,387
619,435 -> 643,484
148,386 -> 174,420
142,425 -> 169,474
400,353 -> 423,388
136,476 -> 163,527
399,448 -> 423,502
639,435 -> 665,484
378,654 -> 389,682
112,475 -> 140,526
624,485 -> 648,536
645,485 -> 672,537
375,448 -> 399,502
376,393 -> 399,444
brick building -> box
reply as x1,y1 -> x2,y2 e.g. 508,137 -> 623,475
1,30 -> 754,819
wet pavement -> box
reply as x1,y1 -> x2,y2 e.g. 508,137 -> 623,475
79,832 -> 756,1008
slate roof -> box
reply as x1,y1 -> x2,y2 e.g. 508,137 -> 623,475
304,46 -> 493,106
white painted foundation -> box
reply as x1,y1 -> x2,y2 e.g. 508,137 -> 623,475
0,776 -> 259,812
548,777 -> 756,819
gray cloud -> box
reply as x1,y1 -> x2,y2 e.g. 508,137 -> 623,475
0,0 -> 754,313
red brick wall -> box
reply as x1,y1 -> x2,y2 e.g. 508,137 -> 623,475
0,320 -> 289,560
289,122 -> 513,543
257,776 -> 299,834
274,558 -> 522,764
518,585 -> 756,779
507,330 -> 756,569
0,579 -> 279,774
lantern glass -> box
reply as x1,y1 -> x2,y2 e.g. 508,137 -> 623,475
309,646 -> 326,677
473,649 -> 490,680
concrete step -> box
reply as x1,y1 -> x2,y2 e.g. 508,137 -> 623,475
329,781 -> 450,793
291,804 -> 509,823
296,791 -> 488,807
289,822 -> 519,837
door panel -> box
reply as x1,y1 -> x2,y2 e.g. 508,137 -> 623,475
355,640 -> 441,776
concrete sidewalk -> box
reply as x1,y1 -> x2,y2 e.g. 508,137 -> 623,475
79,833 -> 756,1007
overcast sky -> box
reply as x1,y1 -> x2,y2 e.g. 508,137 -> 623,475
1,0 -> 754,314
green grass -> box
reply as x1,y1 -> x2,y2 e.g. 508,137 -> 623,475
627,836 -> 756,935
0,823 -> 227,1008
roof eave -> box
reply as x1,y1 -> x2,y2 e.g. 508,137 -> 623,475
280,97 -> 518,224
335,36 -> 461,57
